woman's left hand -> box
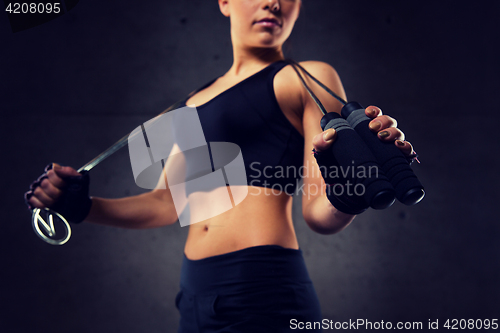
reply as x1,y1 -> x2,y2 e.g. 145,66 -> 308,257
312,106 -> 416,158
364,105 -> 415,156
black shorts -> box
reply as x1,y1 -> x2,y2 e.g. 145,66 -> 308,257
176,245 -> 323,333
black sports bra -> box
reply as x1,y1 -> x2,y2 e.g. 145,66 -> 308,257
177,60 -> 304,195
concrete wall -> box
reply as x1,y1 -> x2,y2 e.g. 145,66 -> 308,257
2,1 -> 499,332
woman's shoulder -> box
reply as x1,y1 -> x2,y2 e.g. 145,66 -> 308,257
276,60 -> 345,111
292,60 -> 342,87
272,60 -> 345,133
277,60 -> 342,88
296,60 -> 337,71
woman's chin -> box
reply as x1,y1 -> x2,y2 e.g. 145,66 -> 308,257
248,37 -> 284,50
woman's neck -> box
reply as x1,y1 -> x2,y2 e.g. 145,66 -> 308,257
229,45 -> 285,76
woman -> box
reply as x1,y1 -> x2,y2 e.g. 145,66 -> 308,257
25,0 -> 415,332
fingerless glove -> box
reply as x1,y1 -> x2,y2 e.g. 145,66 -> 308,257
50,170 -> 92,223
25,165 -> 92,223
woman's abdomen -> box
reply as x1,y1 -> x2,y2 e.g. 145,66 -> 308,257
184,186 -> 299,260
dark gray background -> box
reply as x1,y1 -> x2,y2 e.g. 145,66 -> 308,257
1,1 -> 499,332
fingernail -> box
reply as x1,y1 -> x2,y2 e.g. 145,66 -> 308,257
396,140 -> 405,147
30,180 -> 40,190
53,163 -> 61,170
369,121 -> 381,132
24,191 -> 35,209
368,108 -> 377,116
36,174 -> 48,183
379,131 -> 389,138
323,129 -> 336,142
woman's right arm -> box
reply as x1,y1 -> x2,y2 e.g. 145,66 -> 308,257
26,144 -> 186,229
85,188 -> 178,229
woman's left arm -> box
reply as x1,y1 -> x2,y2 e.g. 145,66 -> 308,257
298,61 -> 414,235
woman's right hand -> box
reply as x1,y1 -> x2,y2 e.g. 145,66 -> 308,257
25,163 -> 81,210
25,163 -> 92,223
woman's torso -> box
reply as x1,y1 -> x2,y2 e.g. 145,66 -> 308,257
181,60 -> 305,260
